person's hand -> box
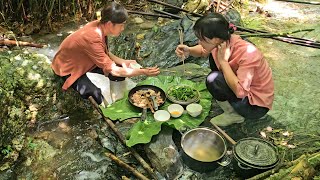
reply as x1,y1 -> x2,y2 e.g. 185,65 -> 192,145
217,42 -> 231,63
175,44 -> 190,59
143,66 -> 160,76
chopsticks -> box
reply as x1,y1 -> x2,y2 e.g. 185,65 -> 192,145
145,93 -> 155,113
178,27 -> 186,74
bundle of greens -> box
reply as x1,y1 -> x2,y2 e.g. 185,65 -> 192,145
168,85 -> 198,101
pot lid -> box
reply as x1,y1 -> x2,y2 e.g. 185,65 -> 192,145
234,138 -> 278,167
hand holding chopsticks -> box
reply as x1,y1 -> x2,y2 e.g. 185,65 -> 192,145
178,27 -> 186,74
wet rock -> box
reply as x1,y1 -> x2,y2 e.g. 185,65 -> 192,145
87,127 -> 99,140
145,126 -> 184,180
139,21 -> 156,30
80,152 -> 106,162
110,15 -> 207,69
0,49 -> 95,158
133,17 -> 144,24
34,130 -> 70,149
184,0 -> 209,14
136,33 -> 145,40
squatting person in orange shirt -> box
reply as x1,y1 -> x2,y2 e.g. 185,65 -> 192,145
175,13 -> 274,126
51,2 -> 160,106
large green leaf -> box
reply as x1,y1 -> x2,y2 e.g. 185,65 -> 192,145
126,119 -> 164,147
101,75 -> 212,147
100,97 -> 141,121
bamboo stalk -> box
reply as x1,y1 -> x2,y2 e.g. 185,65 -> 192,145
237,26 -> 320,49
122,176 -> 131,180
153,9 -> 182,19
0,39 -> 44,48
105,152 -> 150,180
216,0 -> 222,13
17,0 -> 24,12
211,123 -> 237,145
161,69 -> 195,75
128,10 -> 176,19
240,28 -> 315,38
275,0 -> 320,5
218,0 -> 236,13
237,26 -> 320,44
178,27 -> 186,74
88,96 -> 159,180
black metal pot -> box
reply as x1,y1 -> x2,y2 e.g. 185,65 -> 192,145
232,138 -> 279,179
180,127 -> 229,172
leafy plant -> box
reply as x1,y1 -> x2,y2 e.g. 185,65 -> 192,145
1,145 -> 13,155
27,137 -> 37,150
168,85 -> 198,101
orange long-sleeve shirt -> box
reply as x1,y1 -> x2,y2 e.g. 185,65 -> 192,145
211,35 -> 274,109
51,20 -> 113,90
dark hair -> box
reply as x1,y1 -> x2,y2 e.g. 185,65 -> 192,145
193,13 -> 234,41
100,2 -> 128,24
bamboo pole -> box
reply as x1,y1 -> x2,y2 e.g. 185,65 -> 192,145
237,26 -> 320,44
275,0 -> 320,5
248,152 -> 320,180
153,9 -> 182,19
216,0 -> 222,13
178,26 -> 186,74
88,96 -> 159,180
240,29 -> 315,38
0,39 -> 44,48
237,26 -> 320,49
105,152 -> 150,180
127,10 -> 177,19
211,123 -> 237,145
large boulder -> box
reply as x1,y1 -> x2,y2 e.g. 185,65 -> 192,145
0,50 -> 94,167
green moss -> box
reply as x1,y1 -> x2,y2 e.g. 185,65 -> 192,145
0,50 -> 94,151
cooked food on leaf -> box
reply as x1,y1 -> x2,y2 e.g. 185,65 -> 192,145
131,89 -> 164,108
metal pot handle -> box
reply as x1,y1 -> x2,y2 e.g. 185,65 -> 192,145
237,162 -> 252,170
178,126 -> 192,135
217,152 -> 232,167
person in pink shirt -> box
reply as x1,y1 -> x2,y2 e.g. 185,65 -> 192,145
175,13 -> 274,126
52,2 -> 159,106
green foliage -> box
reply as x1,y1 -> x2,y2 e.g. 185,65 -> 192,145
0,50 -> 57,149
0,0 -> 107,34
242,14 -> 267,30
167,85 -> 198,101
101,75 -> 212,147
1,145 -> 13,155
152,25 -> 159,33
27,137 -> 37,150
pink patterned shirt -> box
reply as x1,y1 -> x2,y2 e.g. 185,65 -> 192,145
211,35 -> 274,109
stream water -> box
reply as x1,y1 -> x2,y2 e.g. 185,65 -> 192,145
1,1 -> 320,179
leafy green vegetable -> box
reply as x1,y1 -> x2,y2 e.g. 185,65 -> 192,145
168,86 -> 198,101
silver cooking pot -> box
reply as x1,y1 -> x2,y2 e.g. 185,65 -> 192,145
180,127 -> 230,172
